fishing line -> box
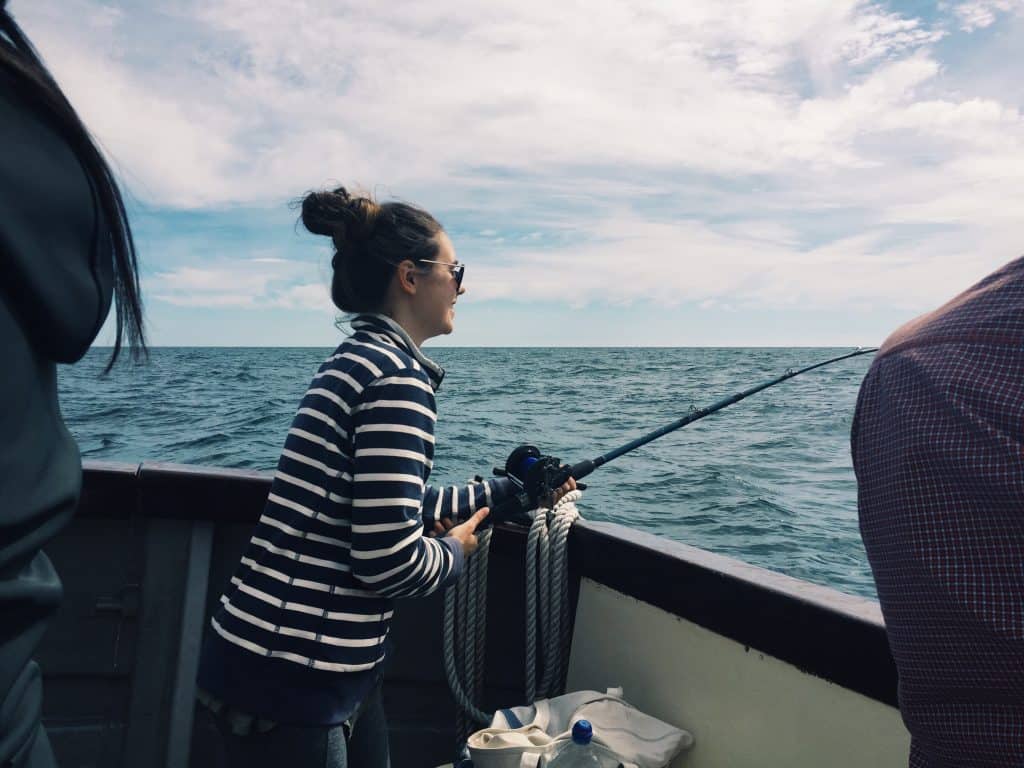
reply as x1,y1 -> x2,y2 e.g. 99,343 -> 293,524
493,347 -> 879,520
445,347 -> 880,749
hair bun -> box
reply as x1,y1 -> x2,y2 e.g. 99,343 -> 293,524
300,186 -> 381,246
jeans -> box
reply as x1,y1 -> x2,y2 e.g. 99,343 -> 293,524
201,680 -> 390,768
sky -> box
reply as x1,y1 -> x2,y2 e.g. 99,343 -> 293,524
12,0 -> 1024,346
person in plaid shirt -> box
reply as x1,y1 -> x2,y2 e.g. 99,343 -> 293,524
852,256 -> 1024,767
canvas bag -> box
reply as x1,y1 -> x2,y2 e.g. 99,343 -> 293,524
467,688 -> 694,768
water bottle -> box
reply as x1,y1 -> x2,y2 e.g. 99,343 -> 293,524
546,719 -> 604,768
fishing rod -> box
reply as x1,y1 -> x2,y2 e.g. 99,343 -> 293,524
488,346 -> 879,523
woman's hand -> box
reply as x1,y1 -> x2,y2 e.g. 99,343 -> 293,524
445,507 -> 490,557
551,474 -> 577,504
426,518 -> 455,538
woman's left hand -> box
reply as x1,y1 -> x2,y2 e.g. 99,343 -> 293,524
551,473 -> 577,504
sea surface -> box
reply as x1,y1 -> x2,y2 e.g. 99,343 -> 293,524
59,346 -> 878,599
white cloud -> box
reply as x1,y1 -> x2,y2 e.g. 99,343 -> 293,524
462,211 -> 1002,315
953,0 -> 1020,31
148,260 -> 334,312
14,0 -> 959,196
270,284 -> 335,312
11,0 -> 1024,322
155,266 -> 270,293
152,292 -> 257,308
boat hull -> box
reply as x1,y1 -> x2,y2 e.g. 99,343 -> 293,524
34,461 -> 906,767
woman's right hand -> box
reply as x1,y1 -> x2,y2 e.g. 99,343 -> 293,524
446,507 -> 490,557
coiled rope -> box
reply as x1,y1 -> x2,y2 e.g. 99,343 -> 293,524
443,489 -> 584,747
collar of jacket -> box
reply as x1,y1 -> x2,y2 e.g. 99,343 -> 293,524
350,313 -> 446,391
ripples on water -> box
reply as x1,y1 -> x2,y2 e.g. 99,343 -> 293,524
59,347 -> 877,599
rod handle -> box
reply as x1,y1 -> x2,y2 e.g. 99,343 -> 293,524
570,459 -> 597,480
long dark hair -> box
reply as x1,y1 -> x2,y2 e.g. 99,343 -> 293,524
0,4 -> 145,372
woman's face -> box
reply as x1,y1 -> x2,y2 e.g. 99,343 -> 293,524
417,232 -> 465,338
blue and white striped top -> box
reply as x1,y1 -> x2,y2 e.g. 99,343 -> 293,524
207,313 -> 512,681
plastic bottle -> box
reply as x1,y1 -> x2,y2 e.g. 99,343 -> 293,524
546,719 -> 604,768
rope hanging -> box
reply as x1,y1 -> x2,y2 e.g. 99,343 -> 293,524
443,489 -> 584,747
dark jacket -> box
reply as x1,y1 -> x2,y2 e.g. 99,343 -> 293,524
0,69 -> 113,761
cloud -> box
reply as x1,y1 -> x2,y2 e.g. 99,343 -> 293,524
148,260 -> 334,312
462,211 -> 1000,314
155,266 -> 271,293
15,0 -> 959,198
152,292 -> 257,308
953,1 -> 1021,31
12,0 -> 1024,323
270,284 -> 335,312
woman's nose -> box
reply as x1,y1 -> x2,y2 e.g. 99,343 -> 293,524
458,284 -> 466,296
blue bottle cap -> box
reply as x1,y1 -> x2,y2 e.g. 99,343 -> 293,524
571,719 -> 593,745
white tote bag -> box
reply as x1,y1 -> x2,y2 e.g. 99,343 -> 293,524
467,688 -> 694,768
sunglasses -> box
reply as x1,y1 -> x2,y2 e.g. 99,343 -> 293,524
418,259 -> 465,290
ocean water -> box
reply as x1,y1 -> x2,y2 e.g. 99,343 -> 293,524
58,346 -> 878,599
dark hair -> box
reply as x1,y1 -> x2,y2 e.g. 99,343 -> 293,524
299,186 -> 444,314
1,6 -> 145,373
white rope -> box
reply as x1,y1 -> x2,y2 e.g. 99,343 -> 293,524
524,509 -> 547,703
443,490 -> 584,747
457,551 -> 471,742
443,527 -> 493,736
547,498 -> 580,691
473,526 -> 490,705
534,491 -> 582,699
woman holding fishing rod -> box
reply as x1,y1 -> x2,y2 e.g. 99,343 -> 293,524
195,186 -> 574,768
1,5 -> 146,767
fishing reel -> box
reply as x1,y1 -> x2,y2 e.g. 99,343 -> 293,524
487,445 -> 578,526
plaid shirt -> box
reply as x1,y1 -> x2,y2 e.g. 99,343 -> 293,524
852,256 -> 1024,767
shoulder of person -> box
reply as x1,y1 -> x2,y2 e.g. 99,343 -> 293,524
339,334 -> 433,393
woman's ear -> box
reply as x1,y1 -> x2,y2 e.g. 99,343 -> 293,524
396,260 -> 418,295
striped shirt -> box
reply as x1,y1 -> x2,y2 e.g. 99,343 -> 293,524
201,314 -> 512,720
852,256 -> 1024,766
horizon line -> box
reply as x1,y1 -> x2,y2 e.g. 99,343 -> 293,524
87,343 -> 880,350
